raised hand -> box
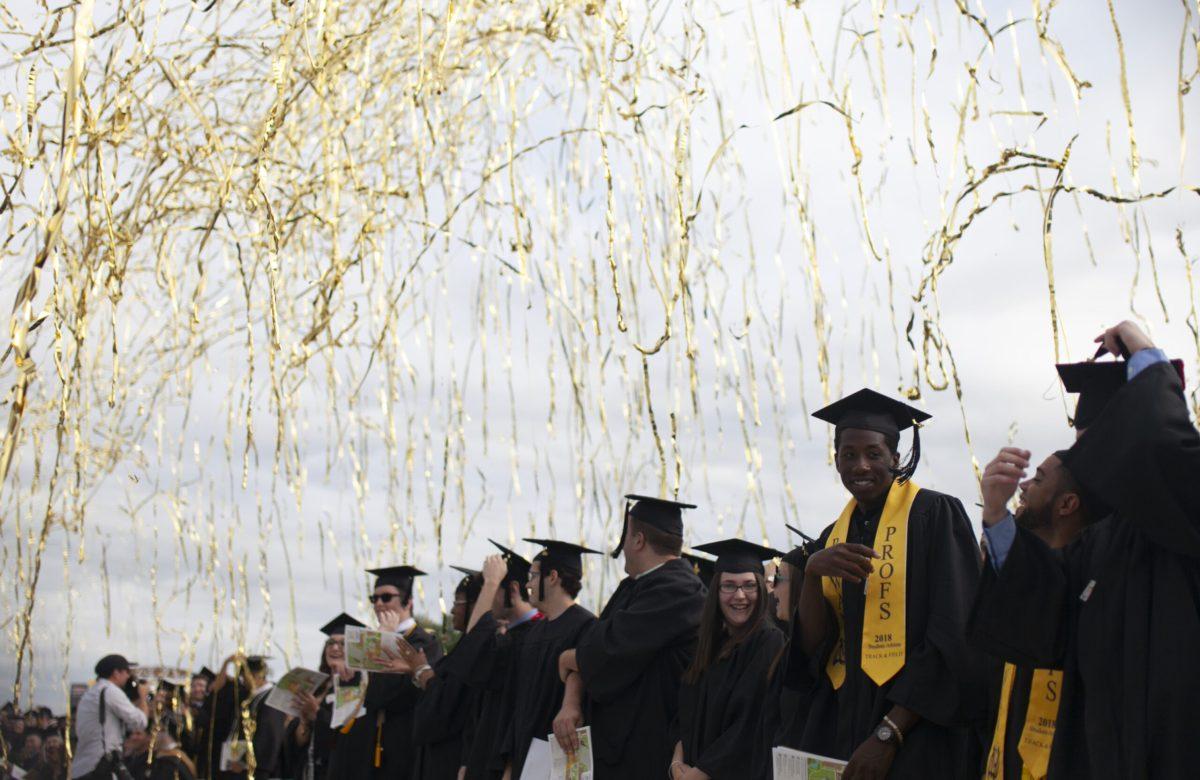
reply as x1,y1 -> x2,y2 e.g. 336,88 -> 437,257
1095,320 -> 1154,359
981,447 -> 1030,526
481,554 -> 507,586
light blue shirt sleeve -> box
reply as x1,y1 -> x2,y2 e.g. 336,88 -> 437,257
1127,347 -> 1167,379
982,513 -> 1017,572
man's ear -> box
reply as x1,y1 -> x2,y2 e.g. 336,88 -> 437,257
1058,492 -> 1081,518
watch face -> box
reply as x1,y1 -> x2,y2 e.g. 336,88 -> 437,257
876,724 -> 895,742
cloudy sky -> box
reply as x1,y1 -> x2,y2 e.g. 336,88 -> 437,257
2,0 -> 1197,706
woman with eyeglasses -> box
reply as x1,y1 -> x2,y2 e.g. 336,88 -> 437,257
670,539 -> 785,780
289,613 -> 366,780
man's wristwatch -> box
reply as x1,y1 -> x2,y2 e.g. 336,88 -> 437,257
874,722 -> 901,747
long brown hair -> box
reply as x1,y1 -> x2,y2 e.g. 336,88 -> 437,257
683,571 -> 769,684
768,559 -> 806,679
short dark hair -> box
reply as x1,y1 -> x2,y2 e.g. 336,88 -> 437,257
553,569 -> 583,598
629,517 -> 683,556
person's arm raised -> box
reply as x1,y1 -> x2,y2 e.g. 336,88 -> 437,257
796,542 -> 878,656
468,554 -> 506,632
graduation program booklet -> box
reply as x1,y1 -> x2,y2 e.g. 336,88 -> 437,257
329,674 -> 367,728
772,747 -> 846,780
547,726 -> 593,780
344,625 -> 419,673
264,667 -> 330,717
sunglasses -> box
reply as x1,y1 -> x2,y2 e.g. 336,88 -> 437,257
368,593 -> 398,604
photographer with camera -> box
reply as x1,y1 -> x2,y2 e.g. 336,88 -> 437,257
71,655 -> 148,779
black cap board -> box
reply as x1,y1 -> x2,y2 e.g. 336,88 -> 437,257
194,667 -> 216,683
320,612 -> 366,637
612,494 -> 697,558
367,565 -> 426,591
691,538 -> 784,575
811,388 -> 930,436
524,538 -> 602,600
784,523 -> 816,543
1056,358 -> 1185,429
450,565 -> 480,578
523,538 -> 603,578
681,551 -> 717,584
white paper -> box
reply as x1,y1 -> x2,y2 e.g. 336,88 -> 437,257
263,667 -> 330,717
220,739 -> 250,772
519,737 -> 552,780
547,725 -> 593,780
344,625 -> 417,673
772,746 -> 846,780
11,766 -> 26,779
329,674 -> 367,728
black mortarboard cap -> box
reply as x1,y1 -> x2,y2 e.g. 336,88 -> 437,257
488,540 -> 532,582
1056,359 -> 1185,429
320,612 -> 366,637
366,564 -> 426,591
612,494 -> 697,558
194,667 -> 216,683
811,388 -> 930,436
450,565 -> 480,578
681,551 -> 717,584
691,539 -> 784,575
784,523 -> 815,544
523,538 -> 603,579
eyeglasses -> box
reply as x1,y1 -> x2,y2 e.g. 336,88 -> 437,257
718,583 -> 758,595
324,639 -> 344,647
368,593 -> 398,604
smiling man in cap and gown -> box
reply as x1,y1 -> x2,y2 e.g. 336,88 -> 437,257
553,495 -> 706,779
792,389 -> 984,778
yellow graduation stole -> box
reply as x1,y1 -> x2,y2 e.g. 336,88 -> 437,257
821,479 -> 919,688
984,663 -> 1063,780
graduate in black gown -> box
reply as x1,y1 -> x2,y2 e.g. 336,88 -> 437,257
408,566 -> 485,778
792,390 -> 984,778
972,320 -> 1200,779
200,654 -> 255,780
328,565 -> 444,779
289,612 -> 365,780
754,530 -> 818,779
554,495 -> 706,780
459,543 -> 543,779
498,539 -> 600,777
672,539 -> 786,780
970,449 -> 1094,780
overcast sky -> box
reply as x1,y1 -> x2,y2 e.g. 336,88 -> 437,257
2,0 -> 1198,707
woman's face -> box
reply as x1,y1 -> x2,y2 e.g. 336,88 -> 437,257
323,633 -> 345,666
718,572 -> 758,629
836,428 -> 898,505
773,561 -> 796,621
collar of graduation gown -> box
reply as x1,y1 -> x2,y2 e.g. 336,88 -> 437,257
396,617 -> 416,634
508,608 -> 541,629
251,682 -> 272,698
635,561 -> 668,579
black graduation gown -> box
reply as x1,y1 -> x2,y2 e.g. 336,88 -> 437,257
250,688 -> 292,779
970,360 -> 1200,780
678,622 -> 785,778
412,626 -> 494,779
792,488 -> 985,777
461,612 -> 540,779
326,626 -> 444,779
499,604 -> 597,777
575,558 -> 706,780
201,681 -> 250,780
752,639 -> 814,779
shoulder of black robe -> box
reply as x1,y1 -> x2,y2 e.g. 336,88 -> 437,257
683,622 -> 786,779
1060,360 -> 1200,556
250,689 -> 290,777
576,558 -> 706,702
968,528 -> 1076,668
412,651 -> 476,779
